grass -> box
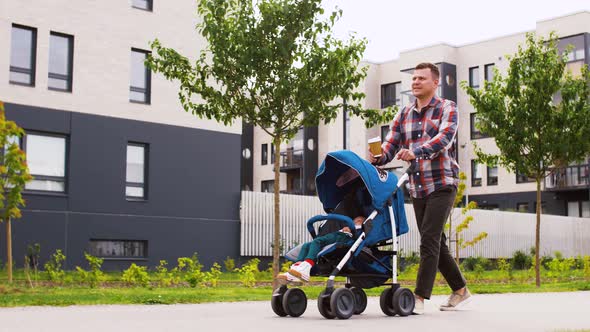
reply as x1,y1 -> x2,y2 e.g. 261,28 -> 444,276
0,280 -> 588,307
0,267 -> 588,307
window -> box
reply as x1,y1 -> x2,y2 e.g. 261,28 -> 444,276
89,239 -> 147,258
470,113 -> 488,139
516,202 -> 529,213
132,0 -> 153,11
487,164 -> 498,186
48,32 -> 74,91
261,180 -> 274,193
381,125 -> 390,143
469,66 -> 479,89
261,143 -> 268,165
484,63 -> 494,82
130,49 -> 151,104
24,133 -> 67,193
559,34 -> 585,78
9,24 -> 37,86
126,143 -> 148,199
270,143 -> 275,164
567,201 -> 590,217
381,82 -> 401,108
516,169 -> 534,183
471,160 -> 482,187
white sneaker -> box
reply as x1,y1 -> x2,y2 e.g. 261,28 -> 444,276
440,288 -> 472,311
276,271 -> 302,285
413,295 -> 424,315
288,261 -> 312,282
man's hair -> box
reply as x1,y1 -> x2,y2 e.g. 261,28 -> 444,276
415,62 -> 440,80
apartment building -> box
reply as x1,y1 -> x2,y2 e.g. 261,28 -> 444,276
248,11 -> 590,217
0,0 -> 242,268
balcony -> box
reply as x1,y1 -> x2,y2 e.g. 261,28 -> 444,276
280,148 -> 304,172
545,164 -> 589,191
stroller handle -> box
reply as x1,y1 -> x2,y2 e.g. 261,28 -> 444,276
394,159 -> 417,190
306,214 -> 356,239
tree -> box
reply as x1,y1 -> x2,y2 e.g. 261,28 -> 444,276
447,172 -> 487,264
462,32 -> 590,287
0,101 -> 33,283
147,0 -> 392,288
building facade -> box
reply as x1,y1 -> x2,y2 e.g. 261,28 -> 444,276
0,0 -> 242,269
249,11 -> 590,217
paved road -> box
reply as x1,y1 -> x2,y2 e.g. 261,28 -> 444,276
0,292 -> 589,332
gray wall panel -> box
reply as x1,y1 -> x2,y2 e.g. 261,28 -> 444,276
2,103 -> 241,270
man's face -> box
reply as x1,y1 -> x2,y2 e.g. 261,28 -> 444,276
412,68 -> 439,99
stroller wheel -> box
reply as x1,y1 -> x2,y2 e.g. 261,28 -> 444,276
271,285 -> 288,317
282,288 -> 307,317
393,288 -> 415,317
379,288 -> 397,316
330,288 -> 355,319
317,290 -> 335,319
350,287 -> 367,315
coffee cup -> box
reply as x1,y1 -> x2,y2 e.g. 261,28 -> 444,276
368,136 -> 382,157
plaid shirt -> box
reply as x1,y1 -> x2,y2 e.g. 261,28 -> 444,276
378,96 -> 459,198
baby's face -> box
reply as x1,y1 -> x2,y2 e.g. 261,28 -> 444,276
353,216 -> 365,225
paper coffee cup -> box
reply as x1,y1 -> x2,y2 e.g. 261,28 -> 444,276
368,136 -> 382,157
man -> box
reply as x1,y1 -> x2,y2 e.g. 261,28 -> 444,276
368,62 -> 470,314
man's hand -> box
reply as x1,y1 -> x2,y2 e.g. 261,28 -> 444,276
396,148 -> 416,161
367,147 -> 381,165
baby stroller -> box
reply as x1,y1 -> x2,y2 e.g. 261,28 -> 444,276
271,150 -> 415,319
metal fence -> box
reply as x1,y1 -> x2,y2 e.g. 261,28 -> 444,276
240,191 -> 590,258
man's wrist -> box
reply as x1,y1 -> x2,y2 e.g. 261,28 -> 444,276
412,147 -> 422,159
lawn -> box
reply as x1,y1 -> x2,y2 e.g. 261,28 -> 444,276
0,267 -> 588,307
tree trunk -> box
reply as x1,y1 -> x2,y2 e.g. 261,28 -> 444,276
272,137 -> 281,290
6,217 -> 12,283
535,180 -> 541,287
455,230 -> 460,265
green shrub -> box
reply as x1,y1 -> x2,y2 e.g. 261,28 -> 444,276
204,262 -> 222,287
512,250 -> 532,270
223,256 -> 235,272
155,260 -> 173,287
122,263 -> 150,287
473,263 -> 485,281
172,253 -> 205,287
281,260 -> 292,272
583,256 -> 590,278
497,257 -> 513,280
573,255 -> 585,270
547,257 -> 575,278
400,250 -> 420,272
44,249 -> 66,282
462,257 -> 491,271
540,255 -> 553,270
237,258 -> 259,287
553,251 -> 563,260
76,253 -> 105,288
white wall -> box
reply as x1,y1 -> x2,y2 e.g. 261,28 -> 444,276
0,0 -> 241,134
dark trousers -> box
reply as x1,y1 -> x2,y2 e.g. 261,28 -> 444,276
412,185 -> 466,299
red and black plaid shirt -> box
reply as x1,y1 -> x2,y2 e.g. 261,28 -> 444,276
378,96 -> 459,198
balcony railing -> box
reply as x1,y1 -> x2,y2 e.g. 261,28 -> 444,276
280,148 -> 304,170
545,164 -> 589,191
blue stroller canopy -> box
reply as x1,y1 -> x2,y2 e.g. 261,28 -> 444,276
315,150 -> 409,238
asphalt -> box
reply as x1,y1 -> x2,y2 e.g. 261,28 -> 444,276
0,291 -> 589,332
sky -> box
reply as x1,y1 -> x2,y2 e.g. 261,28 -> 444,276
321,0 -> 590,63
